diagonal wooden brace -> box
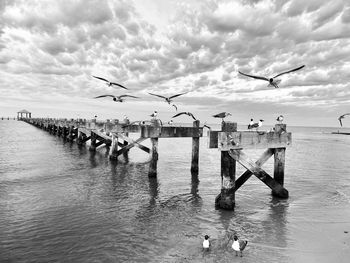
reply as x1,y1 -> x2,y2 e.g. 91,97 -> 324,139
117,133 -> 150,154
234,148 -> 274,192
116,137 -> 149,156
229,149 -> 289,198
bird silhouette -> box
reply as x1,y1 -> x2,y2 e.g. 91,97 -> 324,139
172,111 -> 197,121
338,113 -> 350,127
238,65 -> 305,88
93,94 -> 138,102
232,235 -> 248,257
92,76 -> 128,90
148,92 -> 188,111
213,112 -> 231,122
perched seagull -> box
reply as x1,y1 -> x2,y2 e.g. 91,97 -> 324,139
92,76 -> 128,90
238,65 -> 305,88
212,112 -> 232,122
249,119 -> 264,131
150,111 -> 158,119
202,235 -> 210,251
167,120 -> 174,126
248,118 -> 254,129
172,111 -> 197,121
232,235 -> 248,257
276,115 -> 284,123
93,94 -> 138,102
338,113 -> 350,127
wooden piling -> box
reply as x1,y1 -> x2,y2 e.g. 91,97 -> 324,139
89,131 -> 97,151
123,119 -> 130,160
191,120 -> 200,175
109,133 -> 119,160
215,121 -> 237,210
148,119 -> 160,177
273,124 -> 286,197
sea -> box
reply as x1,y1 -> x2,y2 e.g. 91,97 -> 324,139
1,120 -> 350,263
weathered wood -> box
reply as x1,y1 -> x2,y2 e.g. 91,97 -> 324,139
191,120 -> 200,175
234,148 -> 274,192
218,130 -> 292,150
117,134 -> 150,153
141,126 -> 203,138
148,138 -> 158,177
208,130 -> 219,148
215,122 -> 237,210
89,131 -> 97,151
273,147 -> 285,196
109,133 -> 119,160
228,149 -> 289,198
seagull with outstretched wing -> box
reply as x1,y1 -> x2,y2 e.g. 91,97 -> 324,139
92,75 -> 128,90
148,92 -> 188,111
172,111 -> 197,121
238,65 -> 305,88
93,94 -> 138,102
338,113 -> 350,127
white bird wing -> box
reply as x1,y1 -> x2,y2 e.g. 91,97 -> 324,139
110,82 -> 128,90
148,93 -> 167,100
93,94 -> 115,98
169,92 -> 188,99
92,75 -> 109,82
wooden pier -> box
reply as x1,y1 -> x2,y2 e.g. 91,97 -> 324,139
21,118 -> 291,210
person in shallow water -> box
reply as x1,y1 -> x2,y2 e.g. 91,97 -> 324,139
202,235 -> 210,251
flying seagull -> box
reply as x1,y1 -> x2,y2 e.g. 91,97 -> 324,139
148,92 -> 188,111
93,94 -> 138,102
231,235 -> 248,257
92,76 -> 128,90
338,113 -> 350,127
249,119 -> 264,131
213,112 -> 232,122
238,65 -> 305,88
172,111 -> 197,121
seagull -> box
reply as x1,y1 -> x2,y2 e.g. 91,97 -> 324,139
172,111 -> 197,121
150,111 -> 158,119
148,92 -> 188,104
232,235 -> 248,257
249,119 -> 264,131
212,112 -> 232,122
202,235 -> 210,251
338,113 -> 350,127
238,65 -> 305,88
276,115 -> 284,123
93,94 -> 138,102
167,120 -> 173,126
248,118 -> 254,129
92,76 -> 128,90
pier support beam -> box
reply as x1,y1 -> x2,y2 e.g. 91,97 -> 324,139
191,120 -> 200,175
272,124 -> 286,197
148,138 -> 158,177
89,131 -> 97,151
215,122 -> 237,210
109,133 -> 119,160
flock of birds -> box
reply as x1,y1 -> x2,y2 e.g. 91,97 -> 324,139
92,65 -> 349,129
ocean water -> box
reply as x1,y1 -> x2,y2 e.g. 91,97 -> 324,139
1,120 -> 350,263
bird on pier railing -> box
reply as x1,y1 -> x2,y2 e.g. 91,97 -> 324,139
248,119 -> 264,131
276,115 -> 284,123
338,113 -> 350,127
93,94 -> 138,102
148,92 -> 188,111
150,111 -> 158,119
172,111 -> 197,121
231,235 -> 248,257
248,118 -> 254,129
238,65 -> 305,89
212,112 -> 231,122
92,76 -> 128,90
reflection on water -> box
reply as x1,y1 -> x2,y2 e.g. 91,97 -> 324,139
1,121 -> 350,262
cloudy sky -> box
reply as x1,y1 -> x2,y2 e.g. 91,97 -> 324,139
1,0 -> 350,127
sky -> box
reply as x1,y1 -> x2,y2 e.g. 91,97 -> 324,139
1,0 -> 350,127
